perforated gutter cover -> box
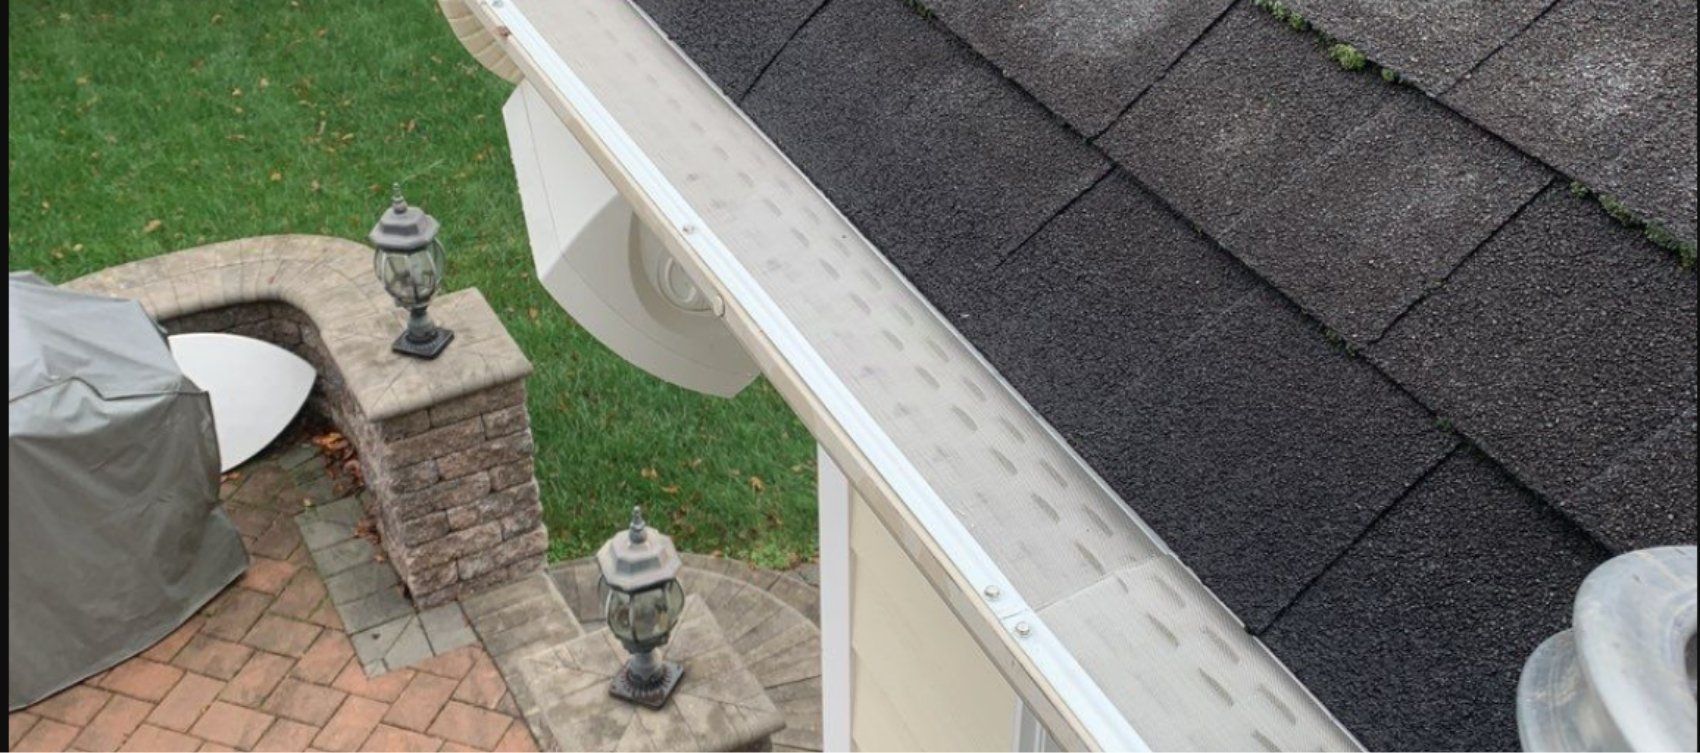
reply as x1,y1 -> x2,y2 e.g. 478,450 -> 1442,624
451,0 -> 1359,748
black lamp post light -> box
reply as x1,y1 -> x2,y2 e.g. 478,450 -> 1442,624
369,184 -> 453,359
597,506 -> 688,709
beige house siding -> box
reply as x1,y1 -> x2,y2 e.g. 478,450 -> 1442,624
851,488 -> 1018,751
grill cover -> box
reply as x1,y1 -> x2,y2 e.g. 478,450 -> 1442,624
8,273 -> 246,709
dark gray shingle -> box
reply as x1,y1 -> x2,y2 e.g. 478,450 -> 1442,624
1445,0 -> 1697,245
632,0 -> 825,97
1372,184 -> 1698,523
1095,287 -> 1456,629
741,0 -> 1108,295
1262,449 -> 1609,752
1221,92 -> 1552,343
1281,0 -> 1556,91
1559,408 -> 1698,552
1600,107 -> 1698,247
1099,4 -> 1393,237
926,0 -> 1235,135
935,171 -> 1258,444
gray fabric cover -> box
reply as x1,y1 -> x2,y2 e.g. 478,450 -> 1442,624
8,273 -> 247,710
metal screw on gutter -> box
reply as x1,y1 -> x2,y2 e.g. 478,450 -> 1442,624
1014,621 -> 1032,638
983,585 -> 1001,601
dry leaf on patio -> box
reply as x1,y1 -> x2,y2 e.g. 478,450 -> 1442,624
342,458 -> 363,485
355,516 -> 381,545
311,431 -> 347,453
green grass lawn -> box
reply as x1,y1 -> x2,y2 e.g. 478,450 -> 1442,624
7,0 -> 819,568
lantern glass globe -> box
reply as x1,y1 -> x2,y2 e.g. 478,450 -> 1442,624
374,237 -> 445,308
605,578 -> 686,648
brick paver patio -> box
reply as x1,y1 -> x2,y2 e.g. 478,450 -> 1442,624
9,444 -> 539,753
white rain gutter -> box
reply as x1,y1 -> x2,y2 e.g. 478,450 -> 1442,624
475,3 -> 1145,747
455,1 -> 1359,749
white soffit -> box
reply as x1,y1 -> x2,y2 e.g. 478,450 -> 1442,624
169,333 -> 314,472
467,0 -> 1359,749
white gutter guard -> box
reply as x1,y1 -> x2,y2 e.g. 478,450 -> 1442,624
453,0 -> 1359,749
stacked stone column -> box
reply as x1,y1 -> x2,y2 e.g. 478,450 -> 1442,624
166,302 -> 548,608
348,381 -> 547,607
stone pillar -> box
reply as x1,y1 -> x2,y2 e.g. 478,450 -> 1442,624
354,381 -> 548,607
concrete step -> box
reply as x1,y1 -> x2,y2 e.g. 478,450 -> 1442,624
460,570 -> 586,745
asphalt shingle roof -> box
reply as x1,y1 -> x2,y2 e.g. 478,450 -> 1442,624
1261,449 -> 1611,751
1219,91 -> 1553,342
1099,2 -> 1395,236
631,0 -> 824,97
635,0 -> 1698,747
740,0 -> 1109,297
925,0 -> 1236,135
936,171 -> 1259,445
1373,183 -> 1699,545
1444,0 -> 1698,246
1280,0 -> 1556,92
1088,286 -> 1458,628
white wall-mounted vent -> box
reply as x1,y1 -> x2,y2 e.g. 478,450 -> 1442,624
1518,546 -> 1698,752
504,80 -> 758,397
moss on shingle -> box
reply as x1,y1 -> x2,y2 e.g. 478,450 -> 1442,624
1254,0 -> 1309,32
1328,43 -> 1368,71
1570,181 -> 1697,269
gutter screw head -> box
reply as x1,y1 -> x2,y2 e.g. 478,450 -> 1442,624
1015,621 -> 1032,638
983,585 -> 1001,600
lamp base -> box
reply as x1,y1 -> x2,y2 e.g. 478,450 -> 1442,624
609,661 -> 684,709
392,327 -> 454,359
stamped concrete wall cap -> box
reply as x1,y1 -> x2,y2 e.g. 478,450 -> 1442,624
64,235 -> 532,421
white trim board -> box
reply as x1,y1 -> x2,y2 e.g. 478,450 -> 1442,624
817,446 -> 852,752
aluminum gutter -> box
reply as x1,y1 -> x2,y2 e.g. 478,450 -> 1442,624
457,0 -> 1359,749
